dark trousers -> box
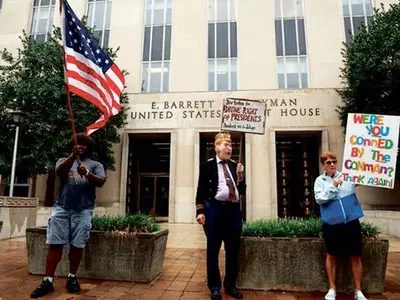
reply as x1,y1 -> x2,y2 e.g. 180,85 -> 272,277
203,200 -> 242,292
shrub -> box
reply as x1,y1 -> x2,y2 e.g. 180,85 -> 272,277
242,217 -> 380,238
242,218 -> 322,238
361,221 -> 381,237
91,213 -> 161,233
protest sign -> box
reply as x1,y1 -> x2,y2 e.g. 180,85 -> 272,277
221,98 -> 267,134
342,113 -> 400,189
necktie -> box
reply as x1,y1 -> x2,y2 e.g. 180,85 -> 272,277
221,161 -> 236,201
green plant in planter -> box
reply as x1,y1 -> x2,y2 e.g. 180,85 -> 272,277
242,218 -> 380,238
360,221 -> 381,238
91,213 -> 161,233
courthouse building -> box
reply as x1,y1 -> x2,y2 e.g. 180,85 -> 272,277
0,0 -> 399,232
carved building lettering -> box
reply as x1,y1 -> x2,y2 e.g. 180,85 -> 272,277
131,100 -> 222,120
130,98 -> 320,120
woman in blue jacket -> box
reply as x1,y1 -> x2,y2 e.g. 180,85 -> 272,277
314,151 -> 367,300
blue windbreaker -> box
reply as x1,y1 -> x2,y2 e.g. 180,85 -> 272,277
314,172 -> 364,225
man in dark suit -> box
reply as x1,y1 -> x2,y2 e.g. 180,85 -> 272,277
196,132 -> 245,300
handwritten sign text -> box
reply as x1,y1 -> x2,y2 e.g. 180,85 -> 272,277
221,98 -> 267,134
342,113 -> 399,189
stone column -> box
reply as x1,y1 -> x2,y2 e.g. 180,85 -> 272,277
169,0 -> 207,92
109,0 -> 144,94
306,0 -> 344,88
248,132 -> 275,220
96,142 -> 123,216
237,0 -> 276,90
173,128 -> 196,223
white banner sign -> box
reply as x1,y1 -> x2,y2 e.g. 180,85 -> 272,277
342,113 -> 400,189
221,98 -> 267,134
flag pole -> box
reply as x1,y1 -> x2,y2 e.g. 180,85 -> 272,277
59,0 -> 78,147
238,133 -> 243,165
237,132 -> 243,186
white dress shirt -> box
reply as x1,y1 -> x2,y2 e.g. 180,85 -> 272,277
215,156 -> 239,202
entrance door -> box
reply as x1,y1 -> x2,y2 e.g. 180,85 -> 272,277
275,133 -> 320,218
139,176 -> 155,215
138,175 -> 169,219
155,176 -> 169,217
126,133 -> 170,220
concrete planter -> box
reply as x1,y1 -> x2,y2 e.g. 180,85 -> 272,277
237,237 -> 388,294
26,227 -> 169,282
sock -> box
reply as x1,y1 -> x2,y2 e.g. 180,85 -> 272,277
44,276 -> 54,283
68,273 -> 76,278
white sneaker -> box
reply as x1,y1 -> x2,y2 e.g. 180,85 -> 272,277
325,288 -> 336,300
354,289 -> 368,300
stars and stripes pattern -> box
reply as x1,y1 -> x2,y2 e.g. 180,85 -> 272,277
60,0 -> 125,135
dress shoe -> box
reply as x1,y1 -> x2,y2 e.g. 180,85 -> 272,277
225,287 -> 243,299
211,289 -> 222,300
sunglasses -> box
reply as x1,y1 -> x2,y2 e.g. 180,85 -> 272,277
325,160 -> 337,165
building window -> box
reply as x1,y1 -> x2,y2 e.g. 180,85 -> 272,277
208,0 -> 238,91
141,0 -> 172,93
29,0 -> 56,43
275,0 -> 308,89
343,0 -> 373,44
87,0 -> 112,48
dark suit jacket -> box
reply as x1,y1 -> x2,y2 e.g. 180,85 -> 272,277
195,157 -> 246,216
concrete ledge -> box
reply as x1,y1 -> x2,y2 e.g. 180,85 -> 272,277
26,227 -> 169,282
0,197 -> 39,240
362,210 -> 400,237
362,204 -> 400,211
237,237 -> 388,293
0,197 -> 39,207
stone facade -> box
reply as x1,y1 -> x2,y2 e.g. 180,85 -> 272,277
0,197 -> 39,240
363,210 -> 400,237
0,0 -> 398,227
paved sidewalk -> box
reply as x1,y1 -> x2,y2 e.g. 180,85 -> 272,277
0,225 -> 399,300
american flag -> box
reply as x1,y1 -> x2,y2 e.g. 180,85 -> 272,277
60,0 -> 125,135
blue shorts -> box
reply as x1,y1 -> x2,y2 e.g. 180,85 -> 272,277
46,205 -> 93,248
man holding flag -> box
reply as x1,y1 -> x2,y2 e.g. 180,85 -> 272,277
30,0 -> 124,297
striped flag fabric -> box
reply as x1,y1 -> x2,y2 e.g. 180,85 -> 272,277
60,0 -> 125,135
